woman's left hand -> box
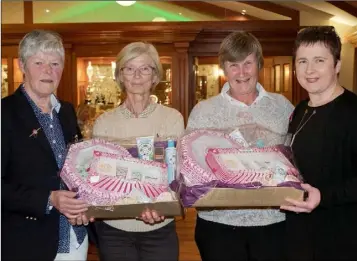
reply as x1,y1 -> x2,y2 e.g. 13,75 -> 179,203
280,183 -> 321,213
137,208 -> 165,224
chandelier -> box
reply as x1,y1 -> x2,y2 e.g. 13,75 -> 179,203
116,1 -> 136,7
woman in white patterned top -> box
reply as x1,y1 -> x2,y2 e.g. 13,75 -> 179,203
92,42 -> 184,261
187,31 -> 294,261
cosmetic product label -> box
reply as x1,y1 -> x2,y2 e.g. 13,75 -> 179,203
136,136 -> 154,161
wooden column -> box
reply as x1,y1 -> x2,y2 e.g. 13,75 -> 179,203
354,48 -> 357,94
23,1 -> 33,24
172,42 -> 190,125
56,45 -> 75,104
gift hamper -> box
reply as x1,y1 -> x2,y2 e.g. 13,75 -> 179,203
60,138 -> 182,218
172,125 -> 304,208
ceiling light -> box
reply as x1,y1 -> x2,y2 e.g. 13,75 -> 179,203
179,12 -> 182,15
45,9 -> 50,13
152,17 -> 167,22
116,1 -> 136,7
242,9 -> 246,13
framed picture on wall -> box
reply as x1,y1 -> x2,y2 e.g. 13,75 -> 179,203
274,65 -> 281,92
283,63 -> 290,92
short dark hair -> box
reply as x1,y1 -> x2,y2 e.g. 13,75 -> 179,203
293,26 -> 341,66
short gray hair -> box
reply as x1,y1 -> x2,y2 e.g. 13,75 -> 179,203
115,42 -> 163,92
19,30 -> 65,66
219,31 -> 264,70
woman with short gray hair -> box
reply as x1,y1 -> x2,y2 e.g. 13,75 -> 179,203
2,29 -> 89,261
187,31 -> 294,261
93,42 -> 184,261
18,29 -> 65,66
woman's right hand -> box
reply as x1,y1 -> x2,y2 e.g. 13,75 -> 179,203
137,208 -> 165,224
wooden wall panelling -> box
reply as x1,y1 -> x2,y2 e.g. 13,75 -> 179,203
1,20 -> 298,45
57,46 -> 74,104
23,1 -> 33,24
353,47 -> 357,94
172,42 -> 190,123
7,58 -> 15,95
2,20 -> 300,112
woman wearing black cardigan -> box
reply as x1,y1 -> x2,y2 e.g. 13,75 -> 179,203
280,26 -> 357,261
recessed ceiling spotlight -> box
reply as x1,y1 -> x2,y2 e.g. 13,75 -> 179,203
116,1 -> 136,7
179,12 -> 182,15
45,9 -> 50,13
152,17 -> 167,22
242,9 -> 246,13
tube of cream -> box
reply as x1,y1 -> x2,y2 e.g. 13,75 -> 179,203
136,136 -> 155,161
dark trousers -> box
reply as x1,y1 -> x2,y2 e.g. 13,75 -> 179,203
95,221 -> 179,261
195,216 -> 286,261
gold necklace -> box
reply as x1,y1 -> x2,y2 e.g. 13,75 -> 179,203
290,108 -> 316,147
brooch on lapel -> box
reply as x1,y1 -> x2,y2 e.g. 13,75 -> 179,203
29,128 -> 41,138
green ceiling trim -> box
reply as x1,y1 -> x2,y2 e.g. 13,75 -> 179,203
39,1 -> 192,23
49,2 -> 112,23
136,2 -> 191,21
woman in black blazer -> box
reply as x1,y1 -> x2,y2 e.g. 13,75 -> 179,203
1,30 -> 90,261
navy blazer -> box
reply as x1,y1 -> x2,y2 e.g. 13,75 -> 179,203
1,87 -> 82,261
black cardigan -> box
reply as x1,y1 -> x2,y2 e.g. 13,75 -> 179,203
285,89 -> 357,261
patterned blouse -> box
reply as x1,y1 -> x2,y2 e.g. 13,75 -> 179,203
187,82 -> 294,227
22,86 -> 87,252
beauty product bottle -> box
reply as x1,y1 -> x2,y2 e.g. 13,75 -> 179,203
165,139 -> 176,184
136,136 -> 154,161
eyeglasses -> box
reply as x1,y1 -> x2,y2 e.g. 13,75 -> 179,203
121,65 -> 155,76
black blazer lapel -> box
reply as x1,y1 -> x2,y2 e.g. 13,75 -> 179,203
58,102 -> 80,146
13,88 -> 58,168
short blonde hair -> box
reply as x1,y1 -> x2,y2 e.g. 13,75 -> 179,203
115,42 -> 163,92
19,30 -> 65,66
219,31 -> 264,70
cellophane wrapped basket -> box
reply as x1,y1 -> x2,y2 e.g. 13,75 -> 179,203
60,139 -> 175,206
171,124 -> 303,207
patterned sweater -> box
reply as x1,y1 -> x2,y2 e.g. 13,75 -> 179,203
187,82 -> 294,227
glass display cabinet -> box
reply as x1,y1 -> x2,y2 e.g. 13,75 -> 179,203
1,59 -> 9,98
1,56 -> 23,98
